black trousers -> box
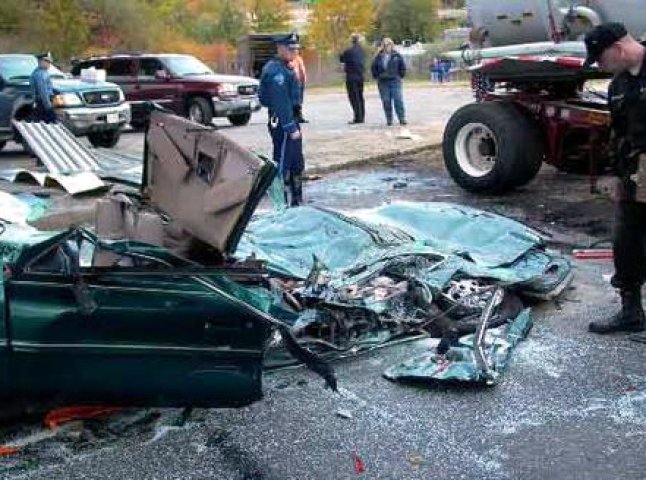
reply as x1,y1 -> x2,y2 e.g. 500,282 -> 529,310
613,201 -> 646,289
345,78 -> 365,122
269,122 -> 304,207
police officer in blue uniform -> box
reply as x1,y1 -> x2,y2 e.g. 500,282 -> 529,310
29,52 -> 57,123
259,33 -> 304,207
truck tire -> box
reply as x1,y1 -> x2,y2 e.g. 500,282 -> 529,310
228,113 -> 251,126
443,102 -> 543,194
187,97 -> 213,125
88,130 -> 121,149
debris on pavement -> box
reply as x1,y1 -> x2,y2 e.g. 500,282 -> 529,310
390,128 -> 421,141
336,408 -> 353,419
0,446 -> 20,456
383,309 -> 533,385
10,121 -> 106,194
573,249 -> 613,260
0,169 -> 105,195
43,406 -> 123,430
352,451 -> 366,474
0,192 -> 49,224
239,202 -> 572,385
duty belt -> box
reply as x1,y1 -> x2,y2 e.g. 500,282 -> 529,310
268,112 -> 279,128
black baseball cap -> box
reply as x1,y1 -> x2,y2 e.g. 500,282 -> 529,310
584,22 -> 628,67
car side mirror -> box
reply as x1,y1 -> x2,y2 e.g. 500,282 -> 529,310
155,70 -> 170,80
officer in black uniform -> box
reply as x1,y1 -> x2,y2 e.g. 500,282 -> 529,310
258,33 -> 304,207
585,23 -> 646,341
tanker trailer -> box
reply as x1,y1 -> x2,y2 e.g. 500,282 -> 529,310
442,0 -> 646,194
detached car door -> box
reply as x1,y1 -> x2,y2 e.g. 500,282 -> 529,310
6,233 -> 269,407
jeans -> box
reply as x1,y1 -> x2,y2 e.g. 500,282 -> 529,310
377,79 -> 405,125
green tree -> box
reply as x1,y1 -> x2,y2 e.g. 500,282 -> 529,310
0,0 -> 27,33
40,0 -> 90,61
182,0 -> 247,44
376,0 -> 440,43
213,0 -> 247,44
248,0 -> 290,33
308,0 -> 376,54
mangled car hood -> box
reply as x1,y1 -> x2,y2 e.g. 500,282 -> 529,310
143,110 -> 276,257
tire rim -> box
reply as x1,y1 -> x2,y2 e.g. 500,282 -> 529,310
454,122 -> 499,178
189,103 -> 204,124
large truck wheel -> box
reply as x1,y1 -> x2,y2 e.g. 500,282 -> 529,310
443,102 -> 543,194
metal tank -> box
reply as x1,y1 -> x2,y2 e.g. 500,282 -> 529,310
467,0 -> 646,47
574,1 -> 646,40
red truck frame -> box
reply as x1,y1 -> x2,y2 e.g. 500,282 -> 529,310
443,56 -> 612,193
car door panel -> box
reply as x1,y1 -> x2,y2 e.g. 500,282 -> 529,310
135,58 -> 178,113
6,242 -> 269,407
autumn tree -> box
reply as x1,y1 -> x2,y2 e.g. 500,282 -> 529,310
375,0 -> 440,43
0,0 -> 25,33
85,0 -> 165,52
308,0 -> 376,54
40,0 -> 90,61
247,0 -> 291,33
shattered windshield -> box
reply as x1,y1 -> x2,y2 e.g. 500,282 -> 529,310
162,55 -> 213,77
0,56 -> 65,81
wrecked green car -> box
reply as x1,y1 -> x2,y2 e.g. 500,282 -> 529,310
0,110 -> 573,409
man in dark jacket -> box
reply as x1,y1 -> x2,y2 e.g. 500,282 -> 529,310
340,34 -> 365,124
371,38 -> 407,126
583,23 -> 646,342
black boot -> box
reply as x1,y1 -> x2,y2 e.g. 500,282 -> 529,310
589,288 -> 646,334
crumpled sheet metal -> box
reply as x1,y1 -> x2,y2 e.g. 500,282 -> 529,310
354,202 -> 543,267
241,203 -> 571,385
383,309 -> 533,385
237,203 -> 571,297
0,192 -> 49,224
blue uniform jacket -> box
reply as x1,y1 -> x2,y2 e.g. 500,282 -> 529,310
29,68 -> 54,110
258,57 -> 299,134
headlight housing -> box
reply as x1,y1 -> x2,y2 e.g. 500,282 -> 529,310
52,93 -> 83,107
117,89 -> 125,102
219,83 -> 236,95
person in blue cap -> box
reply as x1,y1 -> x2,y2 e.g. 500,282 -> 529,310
29,52 -> 57,123
258,33 -> 305,207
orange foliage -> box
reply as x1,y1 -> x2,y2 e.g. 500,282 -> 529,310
159,36 -> 235,69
